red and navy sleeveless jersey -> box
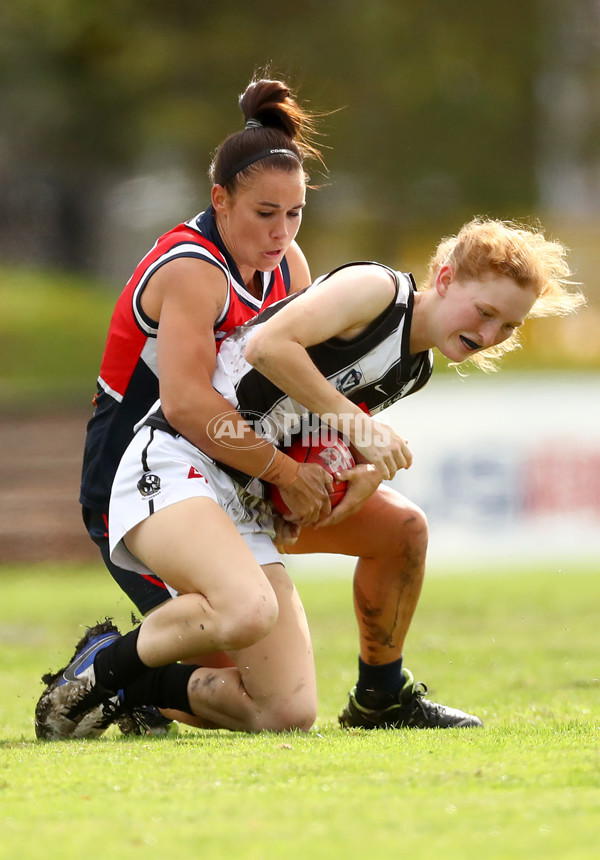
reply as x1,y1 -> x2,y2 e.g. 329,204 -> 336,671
80,206 -> 292,511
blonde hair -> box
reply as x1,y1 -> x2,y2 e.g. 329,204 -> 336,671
425,217 -> 585,370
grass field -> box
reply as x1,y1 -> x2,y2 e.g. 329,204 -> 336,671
0,561 -> 597,860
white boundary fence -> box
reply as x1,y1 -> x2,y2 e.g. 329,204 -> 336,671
386,372 -> 600,566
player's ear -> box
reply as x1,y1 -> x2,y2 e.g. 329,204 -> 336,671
435,264 -> 454,298
211,184 -> 229,213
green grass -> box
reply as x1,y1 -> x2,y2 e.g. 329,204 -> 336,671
0,266 -> 115,409
0,562 -> 597,859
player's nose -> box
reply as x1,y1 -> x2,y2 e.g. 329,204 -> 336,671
270,217 -> 289,241
480,321 -> 505,347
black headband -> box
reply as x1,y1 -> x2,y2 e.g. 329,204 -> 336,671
219,148 -> 302,186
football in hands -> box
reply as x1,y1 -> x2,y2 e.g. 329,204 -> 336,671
270,435 -> 355,515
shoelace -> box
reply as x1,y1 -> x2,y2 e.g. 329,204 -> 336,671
105,697 -> 156,734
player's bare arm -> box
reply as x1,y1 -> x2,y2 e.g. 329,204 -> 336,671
245,265 -> 412,478
143,258 -> 331,521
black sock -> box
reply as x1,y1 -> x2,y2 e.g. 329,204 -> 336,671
356,656 -> 404,702
93,627 -> 147,691
122,663 -> 199,715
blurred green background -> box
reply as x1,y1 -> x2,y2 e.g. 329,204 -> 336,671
1,0 -> 599,409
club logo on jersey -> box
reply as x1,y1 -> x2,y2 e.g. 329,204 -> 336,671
336,368 -> 362,394
137,473 -> 161,498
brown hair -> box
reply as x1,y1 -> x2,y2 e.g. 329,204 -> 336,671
209,77 -> 325,190
425,217 -> 585,370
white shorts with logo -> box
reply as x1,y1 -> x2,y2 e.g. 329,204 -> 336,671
109,425 -> 280,585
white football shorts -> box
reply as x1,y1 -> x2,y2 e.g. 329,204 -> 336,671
109,424 -> 280,582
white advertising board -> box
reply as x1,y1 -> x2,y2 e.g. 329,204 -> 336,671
385,372 -> 600,566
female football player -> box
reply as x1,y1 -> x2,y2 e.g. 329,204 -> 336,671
80,74 -> 333,619
36,217 -> 583,739
75,72 -> 463,737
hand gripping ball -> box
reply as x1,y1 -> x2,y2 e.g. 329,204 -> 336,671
270,435 -> 355,515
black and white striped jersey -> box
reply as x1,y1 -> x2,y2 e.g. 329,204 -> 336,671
213,261 -> 433,449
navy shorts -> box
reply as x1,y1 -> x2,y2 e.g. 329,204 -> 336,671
82,507 -> 171,615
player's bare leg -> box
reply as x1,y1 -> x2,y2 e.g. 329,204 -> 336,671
289,484 -> 482,729
161,485 -> 425,729
177,562 -> 317,732
289,484 -> 427,663
124,499 -> 279,665
141,599 -> 235,731
35,495 -> 317,738
129,565 -> 316,732
122,499 -> 316,732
